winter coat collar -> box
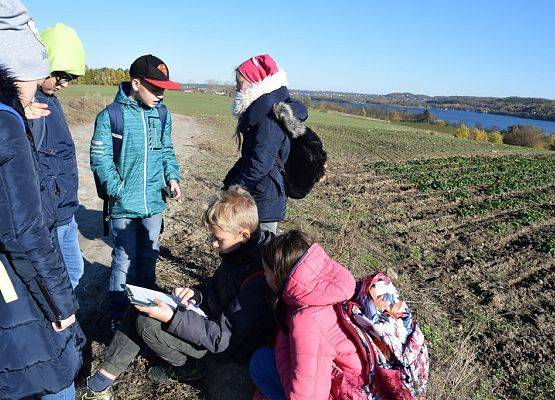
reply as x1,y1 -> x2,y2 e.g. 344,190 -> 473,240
282,243 -> 356,307
233,68 -> 289,118
238,86 -> 291,130
114,82 -> 165,110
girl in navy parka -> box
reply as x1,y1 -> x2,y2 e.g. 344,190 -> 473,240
223,54 -> 308,234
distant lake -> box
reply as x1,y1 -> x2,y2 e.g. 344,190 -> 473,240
315,100 -> 555,135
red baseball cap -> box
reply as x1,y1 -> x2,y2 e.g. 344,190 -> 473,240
129,54 -> 181,90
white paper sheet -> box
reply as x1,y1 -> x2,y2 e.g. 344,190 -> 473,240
125,284 -> 207,318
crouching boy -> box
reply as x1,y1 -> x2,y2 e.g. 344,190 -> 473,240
83,186 -> 275,398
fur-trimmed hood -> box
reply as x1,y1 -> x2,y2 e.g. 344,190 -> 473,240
0,65 -> 25,117
273,101 -> 307,138
235,85 -> 309,141
232,68 -> 289,117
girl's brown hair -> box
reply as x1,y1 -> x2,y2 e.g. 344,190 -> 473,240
234,124 -> 243,151
262,230 -> 314,290
262,230 -> 314,332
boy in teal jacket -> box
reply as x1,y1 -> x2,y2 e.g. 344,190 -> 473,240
90,54 -> 181,326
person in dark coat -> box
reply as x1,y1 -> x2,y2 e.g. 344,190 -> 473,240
223,54 -> 308,234
28,23 -> 87,289
83,186 -> 275,398
0,3 -> 84,398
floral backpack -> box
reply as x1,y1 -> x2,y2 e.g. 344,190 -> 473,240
334,272 -> 429,400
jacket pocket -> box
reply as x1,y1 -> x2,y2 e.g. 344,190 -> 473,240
114,165 -> 142,214
151,155 -> 166,190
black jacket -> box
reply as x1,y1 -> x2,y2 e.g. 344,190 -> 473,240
167,229 -> 275,363
0,67 -> 84,399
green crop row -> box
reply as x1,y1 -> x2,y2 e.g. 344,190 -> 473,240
456,189 -> 555,218
370,155 -> 555,201
372,155 -> 555,176
488,208 -> 555,234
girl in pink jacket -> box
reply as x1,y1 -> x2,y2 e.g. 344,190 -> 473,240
249,230 -> 367,400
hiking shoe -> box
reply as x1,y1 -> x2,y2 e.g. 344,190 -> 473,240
81,387 -> 112,400
147,360 -> 206,383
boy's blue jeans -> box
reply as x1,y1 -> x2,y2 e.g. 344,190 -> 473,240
249,347 -> 285,400
56,216 -> 84,289
109,214 -> 163,319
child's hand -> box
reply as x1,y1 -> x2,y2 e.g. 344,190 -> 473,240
24,101 -> 50,120
169,180 -> 181,199
52,314 -> 76,332
173,287 -> 196,306
135,299 -> 174,323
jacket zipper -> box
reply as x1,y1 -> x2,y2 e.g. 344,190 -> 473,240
141,110 -> 148,214
36,277 -> 62,320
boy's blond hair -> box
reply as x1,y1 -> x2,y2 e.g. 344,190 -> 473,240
203,185 -> 259,233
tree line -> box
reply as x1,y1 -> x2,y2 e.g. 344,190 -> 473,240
455,124 -> 555,149
427,96 -> 555,122
300,92 -> 555,122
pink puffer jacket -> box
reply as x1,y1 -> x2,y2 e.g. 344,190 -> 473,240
275,244 -> 366,400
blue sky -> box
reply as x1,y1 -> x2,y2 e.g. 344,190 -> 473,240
25,0 -> 555,98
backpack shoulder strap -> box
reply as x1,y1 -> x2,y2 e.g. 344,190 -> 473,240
158,104 -> 168,138
334,302 -> 375,383
0,103 -> 24,130
273,129 -> 288,177
240,270 -> 265,291
106,102 -> 124,162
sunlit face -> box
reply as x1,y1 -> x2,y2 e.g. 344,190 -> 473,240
263,261 -> 279,293
209,225 -> 250,254
14,78 -> 45,107
131,78 -> 165,108
235,70 -> 251,93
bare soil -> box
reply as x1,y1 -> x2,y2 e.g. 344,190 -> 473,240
70,112 -> 555,399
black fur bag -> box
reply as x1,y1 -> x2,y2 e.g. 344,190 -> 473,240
273,102 -> 327,199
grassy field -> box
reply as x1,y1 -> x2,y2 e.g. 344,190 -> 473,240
61,85 -> 554,399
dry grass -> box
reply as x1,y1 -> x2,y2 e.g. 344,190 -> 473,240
427,330 -> 481,400
59,95 -> 108,126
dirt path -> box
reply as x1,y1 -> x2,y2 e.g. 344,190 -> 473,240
73,114 -> 201,276
72,115 -> 214,398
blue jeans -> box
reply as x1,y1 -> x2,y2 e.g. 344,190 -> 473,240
57,216 -> 84,289
109,214 -> 163,319
40,383 -> 75,400
249,348 -> 285,400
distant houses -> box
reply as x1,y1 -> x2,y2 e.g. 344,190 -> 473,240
181,84 -> 232,96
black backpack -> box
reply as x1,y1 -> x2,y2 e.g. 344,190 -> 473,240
272,102 -> 327,199
93,102 -> 168,234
